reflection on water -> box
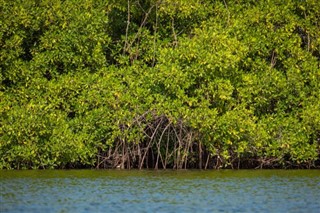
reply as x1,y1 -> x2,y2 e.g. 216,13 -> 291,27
1,170 -> 320,212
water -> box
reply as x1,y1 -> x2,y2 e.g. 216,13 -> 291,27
1,170 -> 319,213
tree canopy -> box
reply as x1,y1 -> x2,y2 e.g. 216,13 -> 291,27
1,0 -> 319,169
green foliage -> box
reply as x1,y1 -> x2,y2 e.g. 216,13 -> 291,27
1,0 -> 319,169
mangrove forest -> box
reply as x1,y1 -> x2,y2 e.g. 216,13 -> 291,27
0,0 -> 319,169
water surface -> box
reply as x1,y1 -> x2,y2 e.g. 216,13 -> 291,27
1,170 -> 319,212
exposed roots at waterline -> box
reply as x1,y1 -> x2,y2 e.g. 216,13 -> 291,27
95,112 -> 319,170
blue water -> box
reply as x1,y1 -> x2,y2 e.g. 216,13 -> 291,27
1,170 -> 319,212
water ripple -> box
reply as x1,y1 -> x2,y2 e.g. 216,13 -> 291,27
1,170 -> 319,213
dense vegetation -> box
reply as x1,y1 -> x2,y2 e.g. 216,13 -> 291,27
1,0 -> 319,169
